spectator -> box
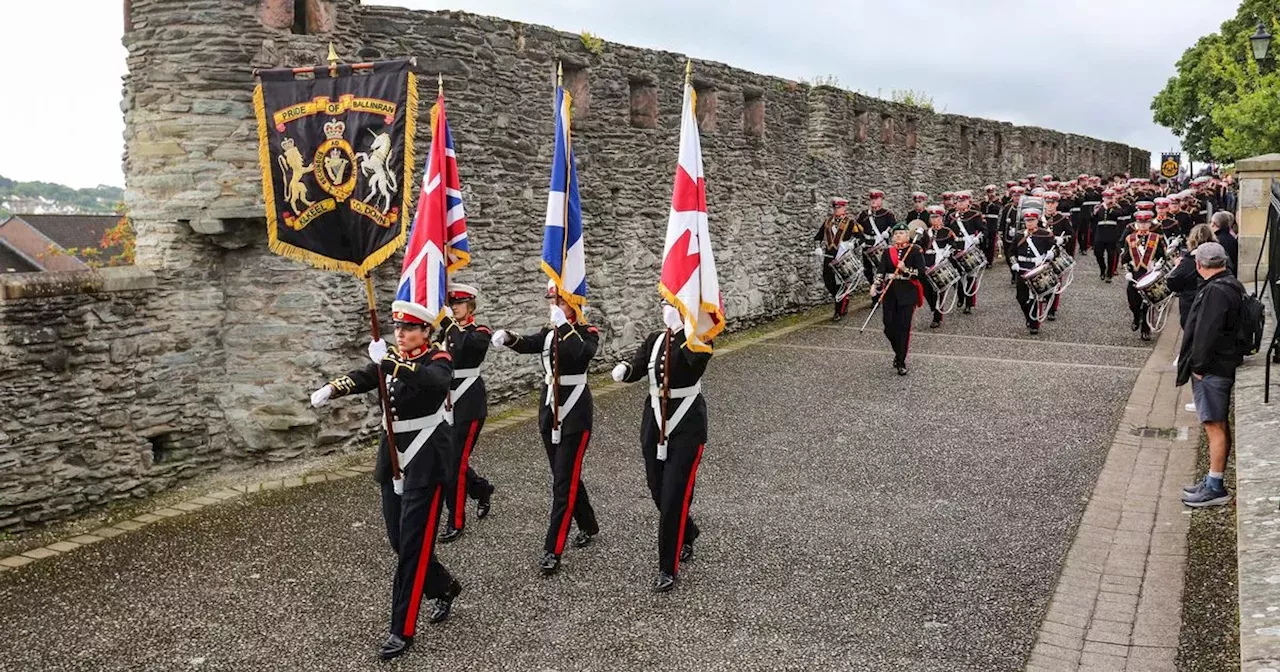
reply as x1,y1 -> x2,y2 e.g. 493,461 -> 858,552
1210,211 -> 1239,272
1177,242 -> 1245,508
1166,224 -> 1217,329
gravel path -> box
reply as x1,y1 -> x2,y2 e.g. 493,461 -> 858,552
0,255 -> 1154,671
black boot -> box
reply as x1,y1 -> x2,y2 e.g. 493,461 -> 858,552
680,543 -> 694,562
439,526 -> 464,543
429,580 -> 463,623
476,485 -> 493,519
539,552 -> 560,575
573,531 -> 594,549
379,634 -> 413,661
930,316 -> 941,329
652,572 -> 677,593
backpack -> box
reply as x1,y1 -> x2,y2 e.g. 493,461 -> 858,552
1234,290 -> 1266,357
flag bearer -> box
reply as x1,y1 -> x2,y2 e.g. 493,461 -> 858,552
438,284 -> 496,543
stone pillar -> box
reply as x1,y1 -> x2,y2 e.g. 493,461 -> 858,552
1232,153 -> 1278,282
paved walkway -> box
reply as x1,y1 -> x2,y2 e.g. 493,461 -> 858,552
1025,320 -> 1200,672
0,257 -> 1173,671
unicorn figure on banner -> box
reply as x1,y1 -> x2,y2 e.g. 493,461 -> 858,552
358,129 -> 397,212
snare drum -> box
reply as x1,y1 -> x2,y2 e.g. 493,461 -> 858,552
1022,262 -> 1060,296
863,244 -> 887,270
927,260 -> 961,291
830,247 -> 862,283
1049,247 -> 1075,276
1135,268 -> 1171,305
952,245 -> 987,275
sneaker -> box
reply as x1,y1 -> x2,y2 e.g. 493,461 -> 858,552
1184,402 -> 1196,412
1182,486 -> 1231,508
1181,477 -> 1205,496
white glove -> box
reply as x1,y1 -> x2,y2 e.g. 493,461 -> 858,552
310,385 -> 333,408
549,305 -> 568,327
367,338 -> 388,364
611,363 -> 628,382
814,246 -> 824,256
392,476 -> 405,496
663,304 -> 684,331
491,329 -> 509,347
1124,272 -> 1134,283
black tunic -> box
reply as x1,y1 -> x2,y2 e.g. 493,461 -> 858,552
617,329 -> 712,446
440,317 -> 492,423
507,322 -> 600,436
330,345 -> 454,488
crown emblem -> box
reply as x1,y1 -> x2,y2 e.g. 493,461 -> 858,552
280,137 -> 296,151
324,119 -> 346,140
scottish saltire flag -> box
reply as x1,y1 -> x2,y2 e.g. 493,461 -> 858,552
396,92 -> 470,326
659,71 -> 724,353
541,84 -> 587,314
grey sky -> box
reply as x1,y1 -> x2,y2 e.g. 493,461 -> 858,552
0,1 -> 1240,189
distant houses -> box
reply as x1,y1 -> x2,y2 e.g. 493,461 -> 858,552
0,214 -> 132,273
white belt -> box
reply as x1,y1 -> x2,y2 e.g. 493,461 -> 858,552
1069,207 -> 1080,213
542,373 -> 587,444
544,373 -> 587,386
648,381 -> 702,399
453,368 -> 480,378
984,213 -> 999,219
1083,201 -> 1100,207
388,402 -> 448,469
1098,220 -> 1117,226
447,368 -> 482,424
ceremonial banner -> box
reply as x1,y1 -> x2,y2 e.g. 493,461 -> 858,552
541,77 -> 587,313
659,64 -> 724,353
253,59 -> 418,275
1160,152 -> 1181,180
396,89 -> 470,327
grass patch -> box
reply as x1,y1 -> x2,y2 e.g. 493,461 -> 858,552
1177,420 -> 1240,672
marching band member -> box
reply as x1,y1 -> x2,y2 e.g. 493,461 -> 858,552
921,205 -> 958,328
981,184 -> 1002,265
491,282 -> 602,575
904,191 -> 930,226
872,223 -> 927,375
1010,209 -> 1058,335
1121,211 -> 1168,341
438,284 -> 496,543
941,191 -> 956,219
1000,186 -> 1027,284
610,302 -> 712,593
310,298 -> 461,660
1079,175 -> 1102,252
857,189 -> 897,284
1003,181 -> 1018,206
1173,192 -> 1195,237
948,191 -> 984,313
1043,192 -> 1074,322
1155,197 -> 1181,242
813,196 -> 860,321
1094,189 -> 1127,283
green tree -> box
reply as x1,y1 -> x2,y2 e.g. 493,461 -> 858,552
1152,1 -> 1280,162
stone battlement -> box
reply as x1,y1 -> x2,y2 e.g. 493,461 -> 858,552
0,0 -> 1149,532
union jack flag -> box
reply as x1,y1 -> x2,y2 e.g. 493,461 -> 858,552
396,92 -> 470,325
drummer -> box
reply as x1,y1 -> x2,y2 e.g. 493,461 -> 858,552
813,196 -> 861,321
1000,186 -> 1028,284
1121,210 -> 1168,341
857,189 -> 897,285
921,204 -> 959,329
1010,209 -> 1058,335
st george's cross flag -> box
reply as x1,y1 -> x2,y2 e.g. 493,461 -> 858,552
541,82 -> 587,316
394,90 -> 471,326
659,69 -> 724,353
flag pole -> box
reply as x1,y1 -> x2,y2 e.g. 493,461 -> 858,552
436,72 -> 455,414
551,60 -> 565,444
364,274 -> 402,480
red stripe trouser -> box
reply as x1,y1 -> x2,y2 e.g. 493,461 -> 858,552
381,481 -> 452,639
442,418 -> 492,531
642,430 -> 705,576
542,429 -> 600,555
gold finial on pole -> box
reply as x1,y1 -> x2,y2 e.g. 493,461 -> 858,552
684,58 -> 693,84
327,42 -> 339,77
437,73 -> 443,97
557,61 -> 564,87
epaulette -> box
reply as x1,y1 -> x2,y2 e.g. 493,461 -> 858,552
586,326 -> 599,335
432,350 -> 452,362
475,325 -> 492,334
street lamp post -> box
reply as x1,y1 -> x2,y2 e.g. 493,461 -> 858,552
1251,21 -> 1272,65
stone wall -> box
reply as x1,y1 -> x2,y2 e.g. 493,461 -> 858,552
0,0 -> 1149,531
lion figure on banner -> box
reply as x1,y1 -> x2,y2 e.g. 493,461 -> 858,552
357,130 -> 397,213
277,137 -> 315,213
